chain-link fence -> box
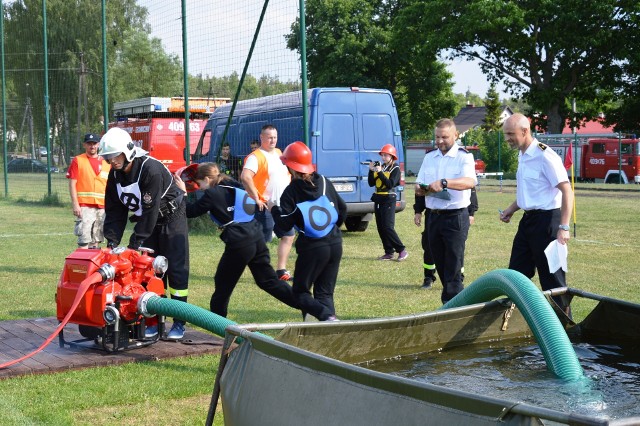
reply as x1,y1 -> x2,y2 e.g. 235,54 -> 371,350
1,0 -> 303,202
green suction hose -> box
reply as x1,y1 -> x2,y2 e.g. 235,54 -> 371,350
441,269 -> 583,381
139,294 -> 270,341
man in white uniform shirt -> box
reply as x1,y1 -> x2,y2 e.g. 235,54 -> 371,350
499,113 -> 574,314
415,118 -> 477,303
241,124 -> 295,281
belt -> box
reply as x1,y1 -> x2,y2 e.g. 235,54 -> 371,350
159,194 -> 184,218
524,208 -> 558,215
430,208 -> 464,215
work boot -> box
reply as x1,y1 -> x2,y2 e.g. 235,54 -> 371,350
421,277 -> 433,289
421,273 -> 436,289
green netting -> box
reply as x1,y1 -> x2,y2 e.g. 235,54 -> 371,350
1,0 -> 302,201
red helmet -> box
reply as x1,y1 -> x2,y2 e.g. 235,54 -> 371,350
280,141 -> 315,174
176,163 -> 200,193
379,144 -> 397,160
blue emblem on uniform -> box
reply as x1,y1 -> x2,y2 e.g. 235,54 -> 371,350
234,190 -> 256,222
296,195 -> 338,238
209,186 -> 255,227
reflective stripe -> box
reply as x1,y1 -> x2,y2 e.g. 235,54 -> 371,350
169,287 -> 189,297
77,191 -> 106,200
423,263 -> 436,270
75,154 -> 109,207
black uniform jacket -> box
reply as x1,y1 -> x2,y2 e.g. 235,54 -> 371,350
272,173 -> 347,252
103,155 -> 183,249
185,178 -> 262,249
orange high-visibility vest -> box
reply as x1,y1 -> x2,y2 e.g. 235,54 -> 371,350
249,148 -> 282,202
75,154 -> 110,207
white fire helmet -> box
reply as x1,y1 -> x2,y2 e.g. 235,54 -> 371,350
99,128 -> 136,161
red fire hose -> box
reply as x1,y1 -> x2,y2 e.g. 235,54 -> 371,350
0,271 -> 103,369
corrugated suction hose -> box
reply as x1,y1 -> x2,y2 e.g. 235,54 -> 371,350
441,269 -> 583,381
143,295 -> 239,339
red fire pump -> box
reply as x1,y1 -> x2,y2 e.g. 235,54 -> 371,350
56,246 -> 168,352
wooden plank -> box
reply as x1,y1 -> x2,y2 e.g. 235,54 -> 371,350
0,317 -> 223,380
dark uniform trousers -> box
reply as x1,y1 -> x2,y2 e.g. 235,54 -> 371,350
375,196 -> 405,254
422,209 -> 436,281
428,208 -> 469,303
211,237 -> 299,317
143,200 -> 189,307
508,208 -> 568,308
293,241 -> 342,321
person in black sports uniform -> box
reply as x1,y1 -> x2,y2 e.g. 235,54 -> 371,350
99,127 -> 189,340
271,142 -> 347,321
174,162 -> 299,318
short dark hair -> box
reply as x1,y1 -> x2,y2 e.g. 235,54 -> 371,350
261,124 -> 276,133
222,142 -> 230,148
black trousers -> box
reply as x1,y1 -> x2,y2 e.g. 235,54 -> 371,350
293,241 -> 342,321
211,237 -> 299,317
421,209 -> 436,280
374,197 -> 405,254
509,209 -> 567,308
428,209 -> 469,303
142,205 -> 190,325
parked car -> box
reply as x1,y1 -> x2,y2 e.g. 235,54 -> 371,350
7,158 -> 59,173
39,146 -> 48,157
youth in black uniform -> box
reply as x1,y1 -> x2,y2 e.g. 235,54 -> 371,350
368,144 -> 408,261
271,142 -> 347,321
99,127 -> 189,340
174,163 -> 299,318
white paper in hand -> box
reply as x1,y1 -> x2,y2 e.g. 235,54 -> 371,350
544,240 -> 568,273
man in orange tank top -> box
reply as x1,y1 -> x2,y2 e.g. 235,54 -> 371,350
241,125 -> 295,281
66,133 -> 111,248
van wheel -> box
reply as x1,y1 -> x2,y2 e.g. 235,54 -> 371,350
344,216 -> 369,232
605,175 -> 620,184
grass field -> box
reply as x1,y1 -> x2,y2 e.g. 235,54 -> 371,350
0,180 -> 639,425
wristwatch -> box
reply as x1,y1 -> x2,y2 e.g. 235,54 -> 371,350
440,178 -> 448,189
558,224 -> 570,231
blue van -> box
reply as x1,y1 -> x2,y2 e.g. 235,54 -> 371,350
193,87 -> 406,231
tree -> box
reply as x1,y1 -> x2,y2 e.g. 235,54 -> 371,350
464,128 -> 518,174
286,0 -> 456,130
482,85 -> 502,131
398,0 -> 638,133
3,0 -> 150,161
109,29 -> 183,102
604,8 -> 640,134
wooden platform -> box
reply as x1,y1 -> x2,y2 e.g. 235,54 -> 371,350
0,317 -> 223,379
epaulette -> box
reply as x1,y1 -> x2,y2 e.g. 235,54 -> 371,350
538,143 -> 547,151
458,147 -> 469,154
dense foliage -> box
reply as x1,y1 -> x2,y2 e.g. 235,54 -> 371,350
397,0 -> 640,134
286,0 -> 457,130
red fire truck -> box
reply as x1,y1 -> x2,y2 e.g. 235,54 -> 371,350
108,97 -> 229,173
543,137 -> 640,184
